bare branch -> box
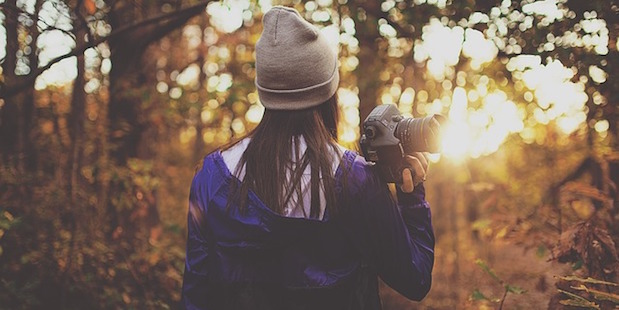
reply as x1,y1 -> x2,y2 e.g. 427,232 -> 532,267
39,19 -> 77,40
1,0 -> 212,99
0,2 -> 33,17
0,2 -> 88,41
357,2 -> 416,38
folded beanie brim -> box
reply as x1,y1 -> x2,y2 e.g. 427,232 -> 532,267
256,59 -> 339,110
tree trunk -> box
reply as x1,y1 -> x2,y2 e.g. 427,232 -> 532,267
0,0 -> 20,168
68,14 -> 87,202
21,0 -> 42,173
351,2 -> 383,124
193,14 -> 209,162
60,2 -> 88,305
104,1 -> 209,238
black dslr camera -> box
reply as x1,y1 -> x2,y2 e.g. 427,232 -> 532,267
360,104 -> 445,183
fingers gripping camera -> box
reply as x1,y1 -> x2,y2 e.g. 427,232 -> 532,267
360,104 -> 445,184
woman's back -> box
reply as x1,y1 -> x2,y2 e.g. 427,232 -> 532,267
183,147 -> 433,309
184,149 -> 381,309
181,6 -> 434,310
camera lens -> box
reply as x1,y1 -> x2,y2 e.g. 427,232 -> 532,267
395,114 -> 445,153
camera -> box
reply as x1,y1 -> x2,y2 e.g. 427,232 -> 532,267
360,104 -> 445,183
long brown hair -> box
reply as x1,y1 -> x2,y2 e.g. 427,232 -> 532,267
226,95 -> 341,218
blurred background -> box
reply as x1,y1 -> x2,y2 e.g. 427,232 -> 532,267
0,0 -> 617,309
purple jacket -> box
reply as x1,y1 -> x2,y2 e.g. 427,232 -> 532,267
182,150 -> 434,309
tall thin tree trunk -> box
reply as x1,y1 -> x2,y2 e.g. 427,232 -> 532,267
0,0 -> 20,168
61,3 -> 88,306
194,19 -> 208,162
356,38 -> 383,123
68,55 -> 86,206
21,0 -> 43,173
351,2 -> 383,123
96,78 -> 111,236
68,25 -> 87,201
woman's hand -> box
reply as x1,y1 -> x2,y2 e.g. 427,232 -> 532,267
400,152 -> 429,193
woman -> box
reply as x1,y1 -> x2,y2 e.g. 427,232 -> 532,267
182,6 -> 434,310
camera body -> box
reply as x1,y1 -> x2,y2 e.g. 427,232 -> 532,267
360,104 -> 444,183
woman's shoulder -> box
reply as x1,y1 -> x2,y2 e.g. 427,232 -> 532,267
192,149 -> 229,186
337,146 -> 381,189
336,145 -> 372,170
190,150 -> 230,201
194,151 -> 222,174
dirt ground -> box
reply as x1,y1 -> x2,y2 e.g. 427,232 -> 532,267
379,238 -> 571,309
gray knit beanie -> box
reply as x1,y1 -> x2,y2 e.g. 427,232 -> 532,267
255,6 -> 339,110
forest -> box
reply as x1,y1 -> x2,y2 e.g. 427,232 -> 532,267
0,0 -> 617,309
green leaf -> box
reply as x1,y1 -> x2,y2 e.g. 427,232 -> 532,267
472,289 -> 491,301
536,245 -> 547,258
475,259 -> 502,283
472,219 -> 491,230
572,259 -> 583,270
0,211 -> 16,230
505,284 -> 526,294
166,223 -> 182,234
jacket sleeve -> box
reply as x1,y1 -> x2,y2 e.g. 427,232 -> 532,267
181,169 -> 210,309
359,172 -> 435,301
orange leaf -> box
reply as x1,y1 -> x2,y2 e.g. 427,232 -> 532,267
84,0 -> 96,15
